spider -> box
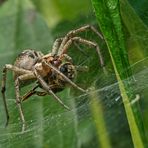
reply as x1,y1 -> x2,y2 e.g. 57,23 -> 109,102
1,25 -> 104,131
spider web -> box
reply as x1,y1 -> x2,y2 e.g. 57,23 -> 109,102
0,1 -> 148,148
0,58 -> 147,148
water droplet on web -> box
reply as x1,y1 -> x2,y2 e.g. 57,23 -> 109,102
115,96 -> 120,102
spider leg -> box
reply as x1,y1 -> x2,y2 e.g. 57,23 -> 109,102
35,91 -> 47,96
60,37 -> 104,67
58,25 -> 103,55
75,65 -> 89,72
21,85 -> 38,101
1,66 -> 9,126
1,64 -> 31,127
51,37 -> 89,57
33,68 -> 71,110
42,61 -> 86,93
14,73 -> 35,131
15,77 -> 26,131
51,38 -> 63,55
21,85 -> 47,102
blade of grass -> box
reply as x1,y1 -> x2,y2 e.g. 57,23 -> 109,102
89,89 -> 112,148
91,0 -> 147,147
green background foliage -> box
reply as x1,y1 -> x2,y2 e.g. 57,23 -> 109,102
0,0 -> 147,148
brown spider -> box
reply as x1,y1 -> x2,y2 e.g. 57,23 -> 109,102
1,25 -> 104,131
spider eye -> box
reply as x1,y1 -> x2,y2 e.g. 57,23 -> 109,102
60,64 -> 68,73
59,63 -> 76,80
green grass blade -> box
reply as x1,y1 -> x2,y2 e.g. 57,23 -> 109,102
109,51 -> 144,148
90,89 -> 112,148
91,0 -> 147,147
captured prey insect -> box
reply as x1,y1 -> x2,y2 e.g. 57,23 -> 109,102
1,25 -> 105,131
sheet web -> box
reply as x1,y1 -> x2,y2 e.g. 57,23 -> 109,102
0,55 -> 147,148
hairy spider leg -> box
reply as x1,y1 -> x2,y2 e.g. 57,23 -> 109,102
1,66 -> 9,126
1,64 -> 31,127
15,73 -> 36,131
51,37 -> 88,57
51,38 -> 63,55
60,37 -> 104,67
43,61 -> 86,93
33,68 -> 71,110
15,77 -> 25,131
21,85 -> 47,102
58,25 -> 103,55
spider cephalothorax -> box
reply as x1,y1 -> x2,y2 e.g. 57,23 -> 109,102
1,25 -> 104,131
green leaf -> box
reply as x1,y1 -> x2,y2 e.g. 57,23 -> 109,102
31,0 -> 91,27
0,0 -> 77,148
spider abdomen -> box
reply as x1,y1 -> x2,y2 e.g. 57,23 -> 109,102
14,49 -> 44,86
14,49 -> 43,70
